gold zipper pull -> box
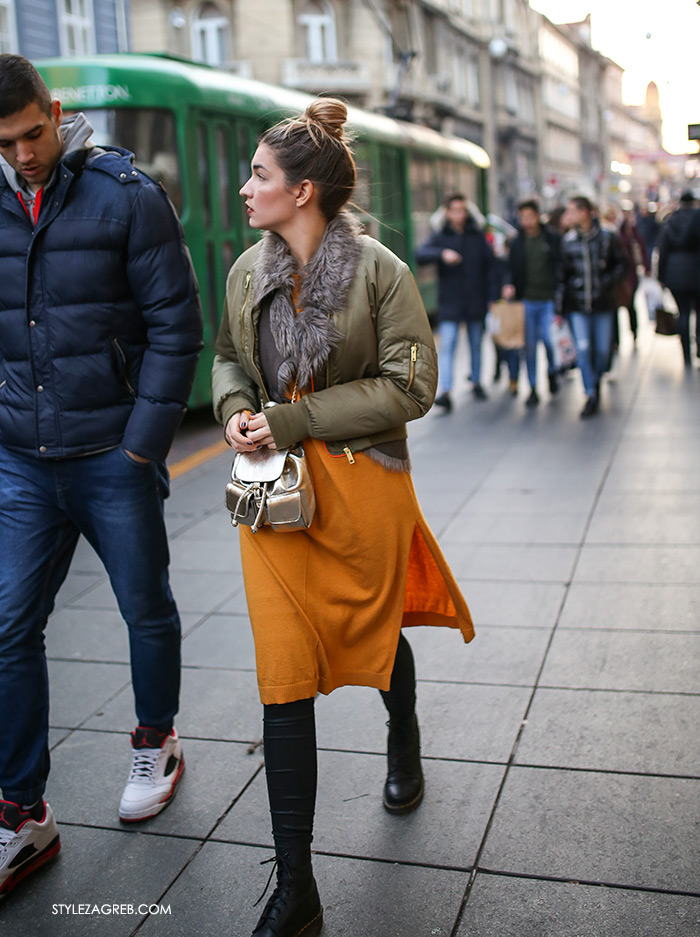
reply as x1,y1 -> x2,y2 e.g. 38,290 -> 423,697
244,272 -> 251,288
411,343 -> 418,361
343,446 -> 355,464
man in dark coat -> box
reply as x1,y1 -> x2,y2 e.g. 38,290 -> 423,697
658,191 -> 700,365
503,197 -> 561,407
416,194 -> 498,410
0,55 -> 203,895
556,196 -> 626,418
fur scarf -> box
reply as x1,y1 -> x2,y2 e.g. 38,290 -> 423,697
253,210 -> 363,398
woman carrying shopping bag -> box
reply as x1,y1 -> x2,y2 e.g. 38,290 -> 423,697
212,98 -> 474,937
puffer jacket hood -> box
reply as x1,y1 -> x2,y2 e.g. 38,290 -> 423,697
0,112 -> 96,197
661,205 -> 698,250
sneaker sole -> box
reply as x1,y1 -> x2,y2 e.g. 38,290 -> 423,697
119,757 -> 185,823
0,834 -> 61,898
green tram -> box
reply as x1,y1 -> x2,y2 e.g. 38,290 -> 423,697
35,54 -> 490,407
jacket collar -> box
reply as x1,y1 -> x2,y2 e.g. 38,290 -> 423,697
252,210 -> 364,397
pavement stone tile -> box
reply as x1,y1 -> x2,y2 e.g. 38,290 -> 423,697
0,825 -> 198,937
83,667 -> 263,744
48,660 -> 131,729
53,572 -> 106,610
458,581 -> 566,628
45,609 -> 201,664
574,545 -> 700,584
314,681 -> 528,762
480,766 -> 700,892
166,534 -> 242,573
456,873 -> 700,937
46,730 -> 262,839
603,466 -> 700,492
515,688 -> 700,776
213,590 -> 252,615
558,583 -> 700,632
460,488 -> 598,515
586,510 -> 700,545
215,748 -> 504,868
69,570 -> 244,615
594,490 -> 700,517
49,728 -> 73,749
138,842 -> 469,937
181,613 -> 256,670
408,624 -> 552,687
540,629 -> 700,693
441,512 -> 589,545
442,543 -> 578,583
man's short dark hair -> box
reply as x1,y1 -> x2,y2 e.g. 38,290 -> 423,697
517,198 -> 540,214
569,195 -> 593,214
444,193 -> 466,208
0,55 -> 52,119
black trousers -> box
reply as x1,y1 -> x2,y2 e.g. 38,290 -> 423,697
669,289 -> 700,363
262,633 -> 416,847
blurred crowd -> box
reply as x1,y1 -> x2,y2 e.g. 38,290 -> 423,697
417,189 -> 700,419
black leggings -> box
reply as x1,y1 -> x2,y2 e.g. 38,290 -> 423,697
262,633 -> 416,846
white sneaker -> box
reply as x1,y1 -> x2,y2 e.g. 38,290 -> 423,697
0,800 -> 61,897
118,726 -> 185,822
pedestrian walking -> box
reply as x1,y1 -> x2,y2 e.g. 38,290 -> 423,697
416,194 -> 498,410
502,198 -> 561,407
615,200 -> 650,348
212,98 -> 474,937
657,191 -> 700,366
557,196 -> 626,418
0,56 -> 202,896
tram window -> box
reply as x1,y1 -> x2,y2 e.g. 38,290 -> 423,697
216,126 -> 231,229
205,241 -> 218,338
72,108 -> 183,214
198,123 -> 212,230
222,241 -> 235,278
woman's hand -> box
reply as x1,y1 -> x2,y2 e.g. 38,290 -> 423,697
246,411 -> 276,449
224,410 -> 276,451
225,411 -> 253,452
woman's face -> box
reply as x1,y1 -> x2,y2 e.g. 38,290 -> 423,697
239,144 -> 298,232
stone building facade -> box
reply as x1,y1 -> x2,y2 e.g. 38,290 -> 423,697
1,0 -> 127,59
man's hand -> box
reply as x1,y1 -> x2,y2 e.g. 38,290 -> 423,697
124,449 -> 151,464
502,284 -> 516,301
441,249 -> 463,266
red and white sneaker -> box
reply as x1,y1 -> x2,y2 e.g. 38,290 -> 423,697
118,727 -> 185,822
0,800 -> 61,898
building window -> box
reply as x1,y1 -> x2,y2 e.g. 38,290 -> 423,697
297,1 -> 337,64
192,3 -> 229,66
59,0 -> 95,56
0,0 -> 18,54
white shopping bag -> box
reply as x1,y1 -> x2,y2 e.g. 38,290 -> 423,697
550,317 -> 577,370
640,277 -> 664,321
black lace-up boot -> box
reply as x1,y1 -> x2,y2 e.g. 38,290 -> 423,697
383,714 -> 424,815
252,843 -> 323,937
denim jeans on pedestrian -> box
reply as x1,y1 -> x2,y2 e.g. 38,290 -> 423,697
437,320 -> 484,393
569,311 -> 614,397
524,300 -> 556,389
0,444 -> 181,805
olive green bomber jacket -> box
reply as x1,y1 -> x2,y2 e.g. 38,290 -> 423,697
212,234 -> 438,459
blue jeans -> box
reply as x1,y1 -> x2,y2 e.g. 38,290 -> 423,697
438,320 -> 484,392
0,444 -> 181,804
569,311 -> 614,397
524,300 -> 556,388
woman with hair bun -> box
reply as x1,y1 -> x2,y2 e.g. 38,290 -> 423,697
212,97 -> 473,937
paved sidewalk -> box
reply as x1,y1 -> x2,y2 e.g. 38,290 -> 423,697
3,318 -> 700,936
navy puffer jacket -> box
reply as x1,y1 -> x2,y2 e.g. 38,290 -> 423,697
0,145 -> 203,461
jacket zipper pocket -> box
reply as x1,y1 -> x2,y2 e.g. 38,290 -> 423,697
240,272 -> 252,355
406,342 -> 418,391
112,339 -> 136,397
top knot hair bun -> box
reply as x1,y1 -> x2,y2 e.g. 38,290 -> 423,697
304,98 -> 348,140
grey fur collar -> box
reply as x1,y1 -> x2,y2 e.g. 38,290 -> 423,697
253,210 -> 363,396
